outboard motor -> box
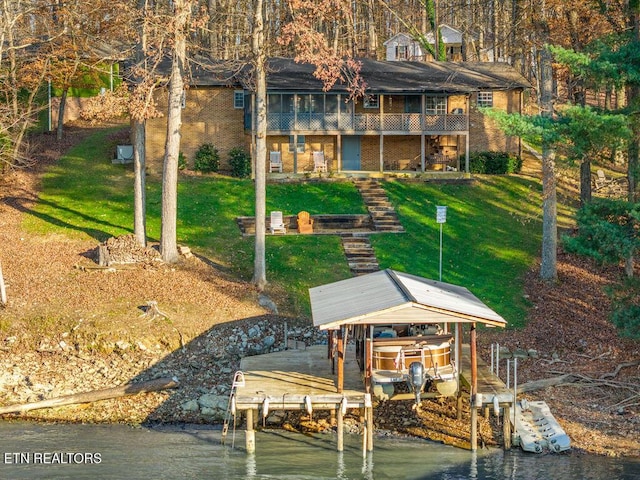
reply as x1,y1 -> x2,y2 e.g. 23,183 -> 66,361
408,362 -> 425,405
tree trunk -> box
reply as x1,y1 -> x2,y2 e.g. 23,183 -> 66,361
252,0 -> 267,291
579,158 -> 592,205
0,377 -> 179,415
132,119 -> 147,247
56,87 -> 68,141
539,26 -> 557,282
160,0 -> 189,263
0,259 -> 7,306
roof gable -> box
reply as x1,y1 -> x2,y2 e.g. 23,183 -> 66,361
383,32 -> 415,46
309,269 -> 507,330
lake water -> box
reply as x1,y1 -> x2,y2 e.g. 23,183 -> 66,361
1,422 -> 639,479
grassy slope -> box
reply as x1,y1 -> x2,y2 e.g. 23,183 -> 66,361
24,127 -> 565,326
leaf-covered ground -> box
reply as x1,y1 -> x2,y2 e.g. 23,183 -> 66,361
0,125 -> 638,457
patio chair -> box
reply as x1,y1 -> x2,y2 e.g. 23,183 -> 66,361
312,151 -> 327,172
594,169 -> 610,190
269,211 -> 287,235
297,211 -> 314,234
269,151 -> 283,173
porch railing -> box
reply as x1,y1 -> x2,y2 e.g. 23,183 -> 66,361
266,112 -> 468,133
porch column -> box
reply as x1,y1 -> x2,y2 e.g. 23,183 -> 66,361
465,133 -> 470,173
465,96 -> 470,173
293,133 -> 298,173
379,94 -> 385,172
337,135 -> 342,172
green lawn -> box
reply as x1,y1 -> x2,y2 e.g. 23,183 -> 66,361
24,127 -> 562,327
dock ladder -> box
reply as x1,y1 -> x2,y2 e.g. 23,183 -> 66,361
221,371 -> 245,447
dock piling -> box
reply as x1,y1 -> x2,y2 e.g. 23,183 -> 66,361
245,408 -> 255,454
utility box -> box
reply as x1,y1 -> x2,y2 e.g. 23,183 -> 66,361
113,145 -> 134,164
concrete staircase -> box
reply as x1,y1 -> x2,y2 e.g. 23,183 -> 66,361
340,233 -> 380,276
353,179 -> 404,232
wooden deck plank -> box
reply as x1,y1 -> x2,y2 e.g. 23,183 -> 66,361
236,345 -> 366,408
235,343 -> 513,407
460,344 -> 514,404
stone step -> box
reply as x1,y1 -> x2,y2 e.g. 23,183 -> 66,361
375,225 -> 404,232
342,240 -> 370,247
370,211 -> 398,218
344,253 -> 377,260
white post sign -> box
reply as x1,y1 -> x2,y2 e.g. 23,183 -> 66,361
436,206 -> 447,282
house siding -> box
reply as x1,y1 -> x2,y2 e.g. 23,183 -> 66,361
269,134 -> 336,172
145,74 -> 524,174
146,86 -> 248,173
468,90 -> 520,154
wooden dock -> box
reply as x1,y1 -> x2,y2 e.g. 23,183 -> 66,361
233,345 -> 373,454
235,345 -> 368,410
231,343 -> 515,453
460,344 -> 514,404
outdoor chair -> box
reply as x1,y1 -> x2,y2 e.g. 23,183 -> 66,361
594,169 -> 610,190
269,151 -> 283,173
297,211 -> 314,234
269,211 -> 287,235
312,151 -> 327,172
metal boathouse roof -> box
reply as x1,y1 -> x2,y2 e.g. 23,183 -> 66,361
309,269 -> 507,330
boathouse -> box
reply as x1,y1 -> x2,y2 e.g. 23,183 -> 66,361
230,269 -> 515,453
309,269 -> 509,450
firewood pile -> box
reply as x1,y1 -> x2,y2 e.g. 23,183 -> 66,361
97,234 -> 161,266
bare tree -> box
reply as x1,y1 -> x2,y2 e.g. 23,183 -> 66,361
159,0 -> 192,263
539,3 -> 557,282
252,0 -> 267,290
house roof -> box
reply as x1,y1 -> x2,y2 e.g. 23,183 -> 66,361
383,32 -> 415,46
309,269 -> 507,330
260,57 -> 530,94
425,25 -> 463,45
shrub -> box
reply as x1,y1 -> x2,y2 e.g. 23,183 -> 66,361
608,279 -> 640,339
193,143 -> 219,173
469,151 -> 522,174
178,152 -> 186,170
228,147 -> 252,178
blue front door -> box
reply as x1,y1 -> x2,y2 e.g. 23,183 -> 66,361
342,136 -> 361,170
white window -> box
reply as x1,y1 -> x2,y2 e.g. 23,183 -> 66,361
364,94 -> 379,109
477,91 -> 493,108
396,45 -> 408,60
288,135 -> 305,153
425,96 -> 446,115
234,90 -> 244,109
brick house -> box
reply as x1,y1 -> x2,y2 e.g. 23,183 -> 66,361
145,57 -> 529,175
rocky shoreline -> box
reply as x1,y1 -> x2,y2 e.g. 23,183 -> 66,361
0,318 -> 326,425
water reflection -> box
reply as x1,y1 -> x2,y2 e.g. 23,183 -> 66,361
0,422 -> 639,479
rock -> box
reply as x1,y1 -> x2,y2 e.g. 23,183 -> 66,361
248,326 -> 260,338
115,341 -> 131,351
181,400 -> 200,412
197,393 -> 227,410
512,348 -> 528,359
262,335 -> 276,348
200,407 -> 224,420
258,294 -> 278,314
